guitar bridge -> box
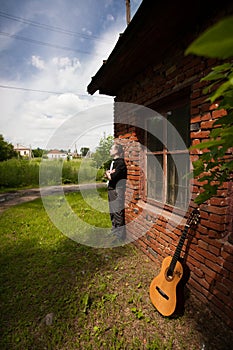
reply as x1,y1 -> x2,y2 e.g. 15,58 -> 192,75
156,286 -> 169,300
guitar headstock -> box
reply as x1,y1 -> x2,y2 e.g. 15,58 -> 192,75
187,208 -> 200,227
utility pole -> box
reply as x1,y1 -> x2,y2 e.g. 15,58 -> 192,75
126,0 -> 131,25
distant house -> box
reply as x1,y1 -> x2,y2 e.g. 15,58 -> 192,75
14,144 -> 32,158
88,0 -> 233,329
47,150 -> 67,160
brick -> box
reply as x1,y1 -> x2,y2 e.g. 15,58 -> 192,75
190,130 -> 210,139
191,90 -> 201,99
198,239 -> 208,250
212,108 -> 227,119
189,250 -> 205,263
187,255 -> 201,268
191,115 -> 202,123
197,225 -> 209,235
205,237 -> 222,250
202,204 -> 227,215
209,213 -> 227,224
209,103 -> 219,110
223,260 -> 233,273
189,276 -> 209,297
193,81 -> 206,90
205,259 -> 223,272
198,247 -> 223,262
201,120 -> 214,129
211,294 -> 232,312
191,107 -> 200,115
200,211 -> 209,220
191,272 -> 210,290
223,241 -> 233,255
193,266 -> 204,278
201,103 -> 211,113
201,112 -> 211,121
221,276 -> 233,290
208,230 -> 222,239
210,197 -> 228,207
202,264 -> 218,278
191,96 -> 206,107
208,244 -> 220,256
214,281 -> 230,296
201,219 -> 224,232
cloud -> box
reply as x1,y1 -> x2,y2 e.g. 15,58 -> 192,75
106,14 -> 115,22
0,0 -> 130,150
31,55 -> 45,70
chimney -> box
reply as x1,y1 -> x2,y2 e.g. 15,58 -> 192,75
126,0 -> 131,25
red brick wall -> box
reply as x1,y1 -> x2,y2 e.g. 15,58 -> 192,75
114,43 -> 233,328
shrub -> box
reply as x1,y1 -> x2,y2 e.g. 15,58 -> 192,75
0,159 -> 39,188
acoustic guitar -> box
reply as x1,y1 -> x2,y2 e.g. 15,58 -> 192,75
150,209 -> 200,317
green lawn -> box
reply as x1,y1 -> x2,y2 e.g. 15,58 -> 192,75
0,188 -> 229,349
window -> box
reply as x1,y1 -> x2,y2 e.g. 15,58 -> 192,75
146,103 -> 190,209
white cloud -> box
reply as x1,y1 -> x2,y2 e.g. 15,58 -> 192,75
31,55 -> 45,70
0,1 -> 129,150
106,14 -> 115,22
82,27 -> 93,36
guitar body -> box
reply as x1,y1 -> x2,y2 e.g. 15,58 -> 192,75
150,256 -> 183,317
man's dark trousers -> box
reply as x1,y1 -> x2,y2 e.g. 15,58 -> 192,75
108,186 -> 125,239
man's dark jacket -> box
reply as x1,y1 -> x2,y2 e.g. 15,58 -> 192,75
108,158 -> 127,190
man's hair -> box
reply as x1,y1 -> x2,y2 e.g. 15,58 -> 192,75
114,143 -> 124,156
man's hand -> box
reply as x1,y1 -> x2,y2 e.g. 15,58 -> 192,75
105,169 -> 115,180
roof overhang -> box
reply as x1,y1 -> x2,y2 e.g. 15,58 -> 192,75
87,0 -> 229,97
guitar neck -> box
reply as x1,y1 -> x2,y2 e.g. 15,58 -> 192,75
168,224 -> 189,274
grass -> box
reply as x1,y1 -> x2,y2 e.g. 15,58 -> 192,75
0,158 -> 105,190
0,188 -> 231,349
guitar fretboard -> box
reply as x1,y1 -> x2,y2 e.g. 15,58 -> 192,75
168,225 -> 189,275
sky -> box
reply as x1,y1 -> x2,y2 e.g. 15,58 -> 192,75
0,0 -> 142,152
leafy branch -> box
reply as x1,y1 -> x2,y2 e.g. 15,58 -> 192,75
186,17 -> 233,204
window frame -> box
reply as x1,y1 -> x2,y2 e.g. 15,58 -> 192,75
144,100 -> 191,211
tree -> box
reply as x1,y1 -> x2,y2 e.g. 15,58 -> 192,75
0,135 -> 18,161
80,147 -> 90,157
32,148 -> 44,158
185,17 -> 233,204
93,134 -> 114,169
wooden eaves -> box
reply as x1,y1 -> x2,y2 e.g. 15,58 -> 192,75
87,0 -> 226,97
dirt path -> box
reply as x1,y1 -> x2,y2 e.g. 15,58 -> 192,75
0,183 -> 106,213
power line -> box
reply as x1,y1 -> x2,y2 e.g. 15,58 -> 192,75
0,10 -> 111,43
0,31 -> 101,55
0,84 -> 111,98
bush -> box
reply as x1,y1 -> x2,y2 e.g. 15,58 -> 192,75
0,159 -> 39,188
0,158 -> 105,189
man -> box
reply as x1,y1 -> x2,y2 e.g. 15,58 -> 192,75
105,142 -> 127,242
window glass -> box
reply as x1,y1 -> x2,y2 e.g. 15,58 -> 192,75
147,116 -> 163,152
167,154 -> 190,207
167,105 -> 190,149
146,102 -> 190,209
147,154 -> 163,201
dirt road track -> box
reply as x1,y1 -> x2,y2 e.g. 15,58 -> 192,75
0,183 -> 106,213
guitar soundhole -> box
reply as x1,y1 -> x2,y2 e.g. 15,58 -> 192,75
165,268 -> 174,281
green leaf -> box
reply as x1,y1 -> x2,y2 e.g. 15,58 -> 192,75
201,70 -> 226,82
220,95 -> 233,110
191,139 -> 223,150
202,82 -> 218,95
209,81 -> 231,103
221,160 -> 233,171
185,17 -> 233,59
194,191 -> 212,205
210,128 -> 222,138
212,63 -> 233,72
213,114 -> 233,126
